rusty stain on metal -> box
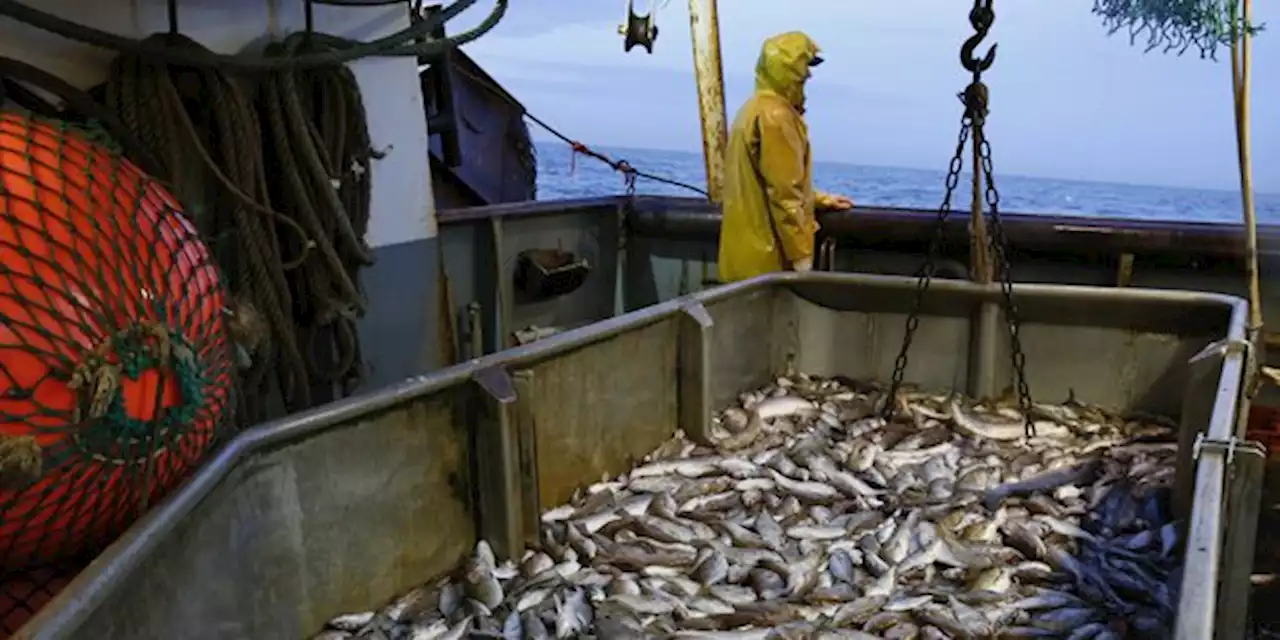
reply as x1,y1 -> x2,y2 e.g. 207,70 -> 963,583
688,0 -> 728,204
1117,252 -> 1135,287
527,321 -> 679,507
1052,224 -> 1143,236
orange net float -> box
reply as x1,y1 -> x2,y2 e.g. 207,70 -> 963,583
0,111 -> 234,571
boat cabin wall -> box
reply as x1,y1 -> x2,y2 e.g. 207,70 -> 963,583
0,0 -> 442,395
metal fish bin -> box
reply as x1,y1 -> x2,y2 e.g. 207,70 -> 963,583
14,273 -> 1263,639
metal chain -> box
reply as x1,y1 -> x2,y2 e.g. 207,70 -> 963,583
974,122 -> 1036,437
883,0 -> 1036,438
881,119 -> 970,420
621,163 -> 638,215
623,164 -> 637,199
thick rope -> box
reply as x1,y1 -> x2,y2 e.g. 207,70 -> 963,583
103,34 -> 316,422
260,32 -> 375,394
0,0 -> 508,71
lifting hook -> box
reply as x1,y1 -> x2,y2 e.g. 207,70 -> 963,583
959,0 -> 997,74
619,0 -> 659,54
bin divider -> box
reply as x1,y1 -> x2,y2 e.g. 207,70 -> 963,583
472,366 -> 526,560
968,297 -> 1001,399
678,301 -> 716,445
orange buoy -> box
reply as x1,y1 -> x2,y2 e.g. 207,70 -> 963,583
0,112 -> 233,570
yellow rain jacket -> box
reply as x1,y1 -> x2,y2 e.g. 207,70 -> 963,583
718,31 -> 841,283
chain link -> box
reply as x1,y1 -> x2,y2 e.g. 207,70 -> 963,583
619,161 -> 638,220
883,0 -> 1036,438
881,119 -> 970,420
975,125 -> 1036,438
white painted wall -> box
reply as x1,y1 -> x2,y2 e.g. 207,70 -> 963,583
0,0 -> 436,247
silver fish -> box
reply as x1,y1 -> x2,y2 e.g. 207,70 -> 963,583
314,375 -> 1182,640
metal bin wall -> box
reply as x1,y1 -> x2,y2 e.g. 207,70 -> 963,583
18,273 -> 1259,640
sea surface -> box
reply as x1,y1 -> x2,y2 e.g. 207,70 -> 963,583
534,142 -> 1280,224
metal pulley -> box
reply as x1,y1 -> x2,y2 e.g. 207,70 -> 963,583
619,0 -> 659,53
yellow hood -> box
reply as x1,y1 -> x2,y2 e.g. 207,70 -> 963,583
754,31 -> 821,109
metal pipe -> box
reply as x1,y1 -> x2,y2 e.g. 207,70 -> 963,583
619,204 -> 1276,260
687,0 -> 728,203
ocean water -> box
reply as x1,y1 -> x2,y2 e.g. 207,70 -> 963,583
534,142 -> 1280,224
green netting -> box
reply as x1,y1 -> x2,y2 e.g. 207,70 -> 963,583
1092,0 -> 1264,57
0,111 -> 234,606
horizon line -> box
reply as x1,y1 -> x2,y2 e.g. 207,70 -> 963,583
529,137 -> 1276,198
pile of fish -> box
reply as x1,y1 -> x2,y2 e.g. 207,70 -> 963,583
314,374 -> 1184,639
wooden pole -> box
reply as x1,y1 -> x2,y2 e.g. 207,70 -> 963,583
968,122 -> 998,400
1231,0 -> 1261,340
970,129 -> 992,283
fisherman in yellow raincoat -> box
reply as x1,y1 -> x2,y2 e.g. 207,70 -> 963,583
718,31 -> 855,283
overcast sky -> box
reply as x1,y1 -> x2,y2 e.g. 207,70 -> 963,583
455,1 -> 1277,192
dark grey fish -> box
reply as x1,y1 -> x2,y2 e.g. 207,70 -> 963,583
981,461 -> 1101,512
1137,486 -> 1172,526
1129,607 -> 1171,639
1064,622 -> 1109,640
828,549 -> 858,583
1033,606 -> 1101,631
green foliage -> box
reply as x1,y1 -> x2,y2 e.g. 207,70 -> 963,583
1092,0 -> 1264,58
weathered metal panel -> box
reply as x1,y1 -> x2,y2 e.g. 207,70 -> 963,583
781,282 -> 973,392
16,273 -> 1255,639
21,385 -> 476,640
501,211 -> 621,335
702,288 -> 778,412
524,319 -> 679,508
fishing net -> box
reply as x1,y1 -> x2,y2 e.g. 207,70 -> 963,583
0,561 -> 74,634
0,112 -> 234,585
1092,0 -> 1264,57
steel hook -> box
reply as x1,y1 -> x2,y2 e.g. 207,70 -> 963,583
959,0 -> 997,73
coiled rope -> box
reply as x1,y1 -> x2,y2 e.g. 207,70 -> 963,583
103,33 -> 314,422
0,0 -> 508,70
260,32 -> 377,398
0,2 -> 506,422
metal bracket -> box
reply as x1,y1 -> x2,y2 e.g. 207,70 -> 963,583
817,237 -> 837,271
678,300 -> 716,444
1192,432 -> 1265,467
1189,337 -> 1258,397
1189,337 -> 1252,365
